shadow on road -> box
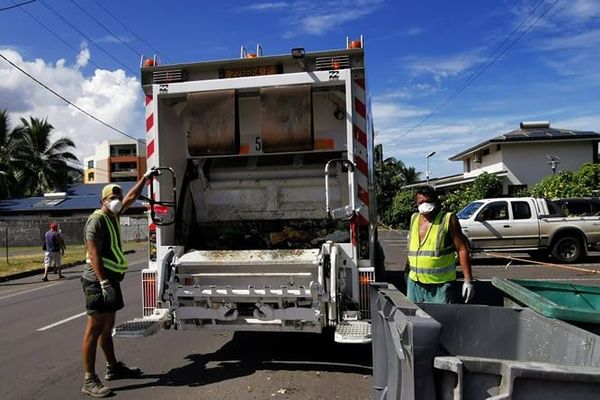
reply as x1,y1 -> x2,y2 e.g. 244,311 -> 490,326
112,330 -> 372,392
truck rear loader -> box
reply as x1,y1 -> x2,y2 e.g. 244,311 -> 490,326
114,37 -> 378,343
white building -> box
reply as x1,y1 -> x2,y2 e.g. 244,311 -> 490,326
83,139 -> 147,184
428,121 -> 600,194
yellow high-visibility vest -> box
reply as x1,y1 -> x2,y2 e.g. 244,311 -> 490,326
407,211 -> 456,284
86,210 -> 128,274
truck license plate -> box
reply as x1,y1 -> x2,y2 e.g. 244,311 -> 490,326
221,65 -> 280,78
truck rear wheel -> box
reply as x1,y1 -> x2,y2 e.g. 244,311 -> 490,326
551,236 -> 583,264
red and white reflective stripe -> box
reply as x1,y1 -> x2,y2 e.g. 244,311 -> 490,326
145,94 -> 156,163
352,76 -> 369,226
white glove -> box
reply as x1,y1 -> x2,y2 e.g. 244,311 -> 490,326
143,167 -> 158,179
462,281 -> 474,303
100,279 -> 117,304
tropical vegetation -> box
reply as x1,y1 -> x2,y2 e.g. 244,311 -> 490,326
0,109 -> 79,199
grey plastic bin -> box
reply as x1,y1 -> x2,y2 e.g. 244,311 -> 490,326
370,283 -> 600,400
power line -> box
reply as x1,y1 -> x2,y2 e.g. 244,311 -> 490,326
397,0 -> 560,139
13,0 -> 104,71
38,0 -> 137,75
90,0 -> 174,64
0,51 -> 142,143
67,0 -> 143,59
0,0 -> 35,12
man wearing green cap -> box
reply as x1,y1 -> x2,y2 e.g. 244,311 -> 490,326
80,169 -> 155,398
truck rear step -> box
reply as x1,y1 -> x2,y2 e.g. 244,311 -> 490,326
334,320 -> 371,344
112,310 -> 168,338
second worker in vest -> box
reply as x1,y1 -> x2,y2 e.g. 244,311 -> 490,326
80,169 -> 156,398
406,185 -> 474,304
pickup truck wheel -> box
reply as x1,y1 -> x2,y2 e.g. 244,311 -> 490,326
551,236 -> 583,263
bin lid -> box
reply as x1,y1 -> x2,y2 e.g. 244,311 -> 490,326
492,278 -> 600,324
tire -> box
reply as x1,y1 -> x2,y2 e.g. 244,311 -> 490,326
551,236 -> 583,263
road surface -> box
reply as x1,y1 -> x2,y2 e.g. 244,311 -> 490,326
0,250 -> 372,400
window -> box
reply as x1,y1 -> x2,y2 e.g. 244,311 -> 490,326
478,201 -> 509,221
88,172 -> 95,181
512,201 -> 531,219
87,160 -> 94,169
466,157 -> 471,172
496,144 -> 501,151
482,148 -> 490,156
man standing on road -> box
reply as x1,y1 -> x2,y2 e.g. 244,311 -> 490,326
80,169 -> 155,398
42,223 -> 64,281
406,185 -> 474,304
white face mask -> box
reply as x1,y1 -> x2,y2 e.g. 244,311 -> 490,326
107,199 -> 123,214
418,202 -> 436,214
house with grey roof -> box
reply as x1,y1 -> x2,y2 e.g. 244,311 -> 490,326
0,182 -> 147,247
422,121 -> 600,194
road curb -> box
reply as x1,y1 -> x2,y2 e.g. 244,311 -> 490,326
0,249 -> 136,283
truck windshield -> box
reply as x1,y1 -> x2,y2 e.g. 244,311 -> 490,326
457,201 -> 484,219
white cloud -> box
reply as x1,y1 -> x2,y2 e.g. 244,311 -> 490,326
401,52 -> 485,82
76,47 -> 90,68
403,27 -> 425,37
245,0 -> 384,37
0,48 -> 143,165
243,2 -> 289,11
536,28 -> 600,51
552,0 -> 600,23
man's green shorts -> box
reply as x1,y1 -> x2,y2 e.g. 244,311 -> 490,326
406,278 -> 455,304
81,278 -> 125,315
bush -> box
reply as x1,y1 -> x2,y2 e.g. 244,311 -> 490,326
530,169 -> 592,199
383,189 -> 416,229
441,172 -> 503,213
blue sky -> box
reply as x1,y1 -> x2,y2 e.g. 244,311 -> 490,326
1,0 -> 599,178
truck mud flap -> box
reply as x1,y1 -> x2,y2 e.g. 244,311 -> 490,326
112,309 -> 169,338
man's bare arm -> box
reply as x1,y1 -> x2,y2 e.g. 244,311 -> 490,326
449,214 -> 473,281
122,175 -> 150,213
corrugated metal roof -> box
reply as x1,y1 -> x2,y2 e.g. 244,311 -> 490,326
0,182 -> 145,214
449,126 -> 600,161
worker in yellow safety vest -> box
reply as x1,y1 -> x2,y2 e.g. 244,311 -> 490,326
406,185 -> 474,304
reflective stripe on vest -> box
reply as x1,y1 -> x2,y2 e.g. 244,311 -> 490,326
93,210 -> 127,274
407,211 -> 457,284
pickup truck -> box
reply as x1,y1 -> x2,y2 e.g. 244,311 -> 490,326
457,197 -> 600,263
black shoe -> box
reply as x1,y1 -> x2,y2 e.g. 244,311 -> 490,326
105,361 -> 142,380
42,277 -> 48,282
59,274 -> 65,279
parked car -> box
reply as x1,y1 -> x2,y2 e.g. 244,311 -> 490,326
457,197 -> 600,263
553,198 -> 600,217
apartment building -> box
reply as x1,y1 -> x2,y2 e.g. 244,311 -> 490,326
83,139 -> 147,183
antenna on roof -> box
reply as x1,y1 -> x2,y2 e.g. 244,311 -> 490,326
546,154 -> 560,175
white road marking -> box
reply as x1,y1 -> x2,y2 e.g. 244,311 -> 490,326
0,282 -> 60,301
37,311 -> 87,332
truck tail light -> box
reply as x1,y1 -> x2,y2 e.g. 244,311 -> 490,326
142,271 -> 157,316
358,268 -> 374,319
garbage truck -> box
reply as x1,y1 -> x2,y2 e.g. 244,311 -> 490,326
114,37 -> 377,343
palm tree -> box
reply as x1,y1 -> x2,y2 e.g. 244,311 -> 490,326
400,166 -> 421,185
0,110 -> 21,199
11,117 -> 79,196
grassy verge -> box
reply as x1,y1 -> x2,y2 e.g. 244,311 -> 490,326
0,242 -> 144,277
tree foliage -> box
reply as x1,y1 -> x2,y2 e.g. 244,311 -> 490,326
375,151 -> 421,227
441,172 -> 503,213
0,110 -> 79,199
529,163 -> 600,199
